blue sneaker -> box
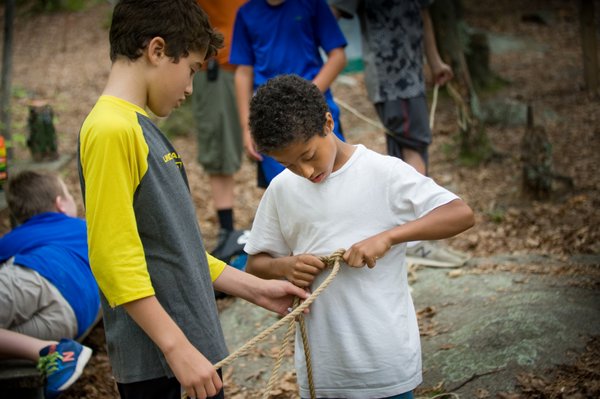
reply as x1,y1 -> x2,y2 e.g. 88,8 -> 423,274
37,338 -> 92,398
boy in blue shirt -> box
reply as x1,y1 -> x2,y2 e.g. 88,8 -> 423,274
0,170 -> 99,398
231,0 -> 347,187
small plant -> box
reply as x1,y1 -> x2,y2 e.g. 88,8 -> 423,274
486,208 -> 505,224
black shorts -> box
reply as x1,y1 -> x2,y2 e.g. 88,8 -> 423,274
374,95 -> 431,165
117,369 -> 224,399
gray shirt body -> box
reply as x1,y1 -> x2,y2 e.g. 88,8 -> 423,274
331,0 -> 432,103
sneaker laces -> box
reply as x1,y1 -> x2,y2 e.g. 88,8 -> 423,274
37,351 -> 62,376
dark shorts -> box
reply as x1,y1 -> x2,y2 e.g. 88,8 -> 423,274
117,369 -> 224,399
375,95 -> 431,166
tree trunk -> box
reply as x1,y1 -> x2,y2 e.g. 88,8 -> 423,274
27,101 -> 59,162
0,0 -> 15,161
521,106 -> 552,199
429,0 -> 493,164
579,0 -> 599,96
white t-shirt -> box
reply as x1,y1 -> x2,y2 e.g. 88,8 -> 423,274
244,144 -> 458,398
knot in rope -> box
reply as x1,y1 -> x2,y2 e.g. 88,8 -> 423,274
183,249 -> 347,399
319,248 -> 346,268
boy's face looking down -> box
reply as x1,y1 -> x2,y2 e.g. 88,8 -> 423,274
146,37 -> 206,117
269,114 -> 339,184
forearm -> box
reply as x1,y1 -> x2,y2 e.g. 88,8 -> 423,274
386,199 -> 475,246
213,265 -> 264,302
234,65 -> 253,132
124,296 -> 221,395
213,265 -> 308,315
422,9 -> 444,68
245,252 -> 289,280
122,296 -> 189,355
312,47 -> 346,93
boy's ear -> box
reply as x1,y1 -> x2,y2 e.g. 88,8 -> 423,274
146,37 -> 166,65
54,195 -> 65,213
325,112 -> 334,134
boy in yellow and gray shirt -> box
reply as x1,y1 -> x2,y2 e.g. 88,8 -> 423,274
78,1 -> 307,398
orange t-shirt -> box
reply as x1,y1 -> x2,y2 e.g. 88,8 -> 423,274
197,0 -> 247,71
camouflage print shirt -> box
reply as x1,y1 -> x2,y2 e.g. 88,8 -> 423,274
330,0 -> 433,103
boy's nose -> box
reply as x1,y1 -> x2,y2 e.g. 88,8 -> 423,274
185,79 -> 194,96
299,164 -> 313,179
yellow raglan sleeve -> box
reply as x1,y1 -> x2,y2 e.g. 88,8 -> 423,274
206,252 -> 226,281
80,107 -> 154,307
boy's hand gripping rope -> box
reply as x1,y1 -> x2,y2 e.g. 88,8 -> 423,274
181,249 -> 346,399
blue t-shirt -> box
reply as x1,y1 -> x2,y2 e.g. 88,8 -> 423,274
0,212 -> 99,338
230,0 -> 348,184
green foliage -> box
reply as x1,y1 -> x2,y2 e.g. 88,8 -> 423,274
441,126 -> 494,167
102,4 -> 114,30
29,0 -> 102,13
8,133 -> 27,148
486,208 -> 505,224
12,86 -> 29,100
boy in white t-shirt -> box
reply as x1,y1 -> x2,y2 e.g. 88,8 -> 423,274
244,74 -> 474,399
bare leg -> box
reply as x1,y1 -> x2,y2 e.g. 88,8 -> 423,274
402,147 -> 427,175
0,328 -> 55,361
209,174 -> 235,210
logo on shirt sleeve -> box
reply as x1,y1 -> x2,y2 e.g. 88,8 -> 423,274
163,151 -> 183,169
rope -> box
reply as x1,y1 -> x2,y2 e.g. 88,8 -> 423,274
335,83 -> 441,134
181,249 -> 346,399
262,308 -> 296,399
298,311 -> 316,399
334,97 -> 390,134
429,83 -> 440,130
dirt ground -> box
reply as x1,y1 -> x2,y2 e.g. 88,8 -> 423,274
1,0 -> 598,398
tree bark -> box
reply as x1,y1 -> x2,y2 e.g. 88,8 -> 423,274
0,0 -> 15,161
429,0 -> 493,164
27,101 -> 59,162
579,0 -> 599,96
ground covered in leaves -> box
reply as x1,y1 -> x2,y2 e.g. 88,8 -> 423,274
1,0 -> 598,397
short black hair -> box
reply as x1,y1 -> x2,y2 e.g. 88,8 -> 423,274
109,0 -> 223,62
249,74 -> 329,153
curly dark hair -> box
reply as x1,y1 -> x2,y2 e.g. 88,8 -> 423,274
109,0 -> 223,62
249,75 -> 329,153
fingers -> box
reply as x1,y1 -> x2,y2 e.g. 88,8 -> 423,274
290,256 -> 326,287
343,250 -> 365,267
436,68 -> 454,85
189,378 -> 220,399
285,281 -> 310,299
343,251 -> 379,268
182,371 -> 222,399
211,372 -> 223,395
364,256 -> 377,268
246,146 -> 263,161
291,269 -> 322,287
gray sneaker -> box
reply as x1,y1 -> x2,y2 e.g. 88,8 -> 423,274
405,241 -> 469,268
